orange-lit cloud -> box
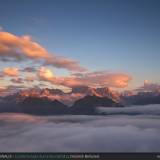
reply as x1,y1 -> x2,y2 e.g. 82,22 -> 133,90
38,67 -> 132,89
136,81 -> 160,92
0,31 -> 86,72
25,76 -> 36,82
0,86 -> 6,91
0,31 -> 49,60
45,57 -> 86,72
0,30 -> 133,90
144,80 -> 150,86
3,67 -> 19,77
39,67 -> 54,79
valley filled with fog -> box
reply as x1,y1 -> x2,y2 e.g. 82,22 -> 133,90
0,104 -> 160,152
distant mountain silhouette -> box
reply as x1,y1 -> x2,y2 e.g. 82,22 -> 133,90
19,97 -> 68,115
69,95 -> 123,115
121,92 -> 160,105
0,91 -> 123,115
0,96 -> 68,115
122,92 -> 160,105
3,87 -> 160,115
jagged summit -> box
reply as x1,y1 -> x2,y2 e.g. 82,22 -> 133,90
14,86 -> 120,105
0,87 -> 123,115
72,86 -> 119,100
69,95 -> 123,115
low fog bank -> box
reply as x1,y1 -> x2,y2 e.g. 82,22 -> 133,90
0,104 -> 160,152
97,104 -> 160,115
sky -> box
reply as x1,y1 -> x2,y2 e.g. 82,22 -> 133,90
0,0 -> 160,92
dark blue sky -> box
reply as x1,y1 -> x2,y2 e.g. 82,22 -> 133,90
0,0 -> 160,89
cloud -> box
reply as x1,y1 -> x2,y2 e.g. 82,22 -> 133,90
0,31 -> 132,90
144,80 -> 150,85
25,76 -> 36,82
39,67 -> 54,79
22,67 -> 37,73
38,67 -> 132,89
0,31 -> 86,72
70,71 -> 132,88
0,32 -> 47,60
0,86 -> 6,93
3,67 -> 19,77
136,80 -> 160,92
0,109 -> 160,152
11,78 -> 24,84
45,56 -> 87,72
97,104 -> 160,115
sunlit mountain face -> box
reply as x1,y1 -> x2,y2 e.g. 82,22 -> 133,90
15,87 -> 120,105
0,84 -> 160,116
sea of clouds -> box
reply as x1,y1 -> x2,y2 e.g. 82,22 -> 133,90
0,104 -> 160,152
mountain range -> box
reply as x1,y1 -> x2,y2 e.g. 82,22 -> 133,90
0,87 -> 122,115
16,86 -> 120,105
0,86 -> 160,115
121,91 -> 160,105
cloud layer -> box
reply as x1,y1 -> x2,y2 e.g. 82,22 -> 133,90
3,67 -> 19,77
0,31 -> 86,72
0,30 -> 132,91
38,67 -> 132,88
136,81 -> 160,92
97,104 -> 160,115
0,105 -> 160,152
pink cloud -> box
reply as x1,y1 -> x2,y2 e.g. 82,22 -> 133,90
38,67 -> 132,89
3,67 -> 19,77
136,80 -> 160,92
25,76 -> 36,82
0,31 -> 86,72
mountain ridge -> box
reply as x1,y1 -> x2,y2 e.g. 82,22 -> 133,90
0,89 -> 122,115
